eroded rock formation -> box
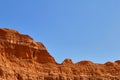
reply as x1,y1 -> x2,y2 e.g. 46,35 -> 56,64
0,28 -> 56,64
0,28 -> 120,80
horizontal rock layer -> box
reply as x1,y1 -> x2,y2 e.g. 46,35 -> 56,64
0,28 -> 56,64
0,28 -> 120,80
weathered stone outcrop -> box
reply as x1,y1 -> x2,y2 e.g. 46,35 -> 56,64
0,28 -> 120,80
61,58 -> 73,65
0,28 -> 56,64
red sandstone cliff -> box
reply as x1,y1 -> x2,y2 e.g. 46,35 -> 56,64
0,28 -> 120,80
0,28 -> 56,64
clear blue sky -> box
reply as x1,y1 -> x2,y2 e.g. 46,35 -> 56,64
0,0 -> 120,63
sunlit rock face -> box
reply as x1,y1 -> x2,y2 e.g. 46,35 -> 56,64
0,28 -> 120,80
0,28 -> 56,63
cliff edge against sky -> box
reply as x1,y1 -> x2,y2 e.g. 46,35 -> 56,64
0,28 -> 120,80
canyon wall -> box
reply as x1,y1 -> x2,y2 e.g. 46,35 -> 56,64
0,28 -> 120,80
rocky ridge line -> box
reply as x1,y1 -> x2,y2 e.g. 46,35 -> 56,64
0,28 -> 56,64
0,28 -> 120,80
